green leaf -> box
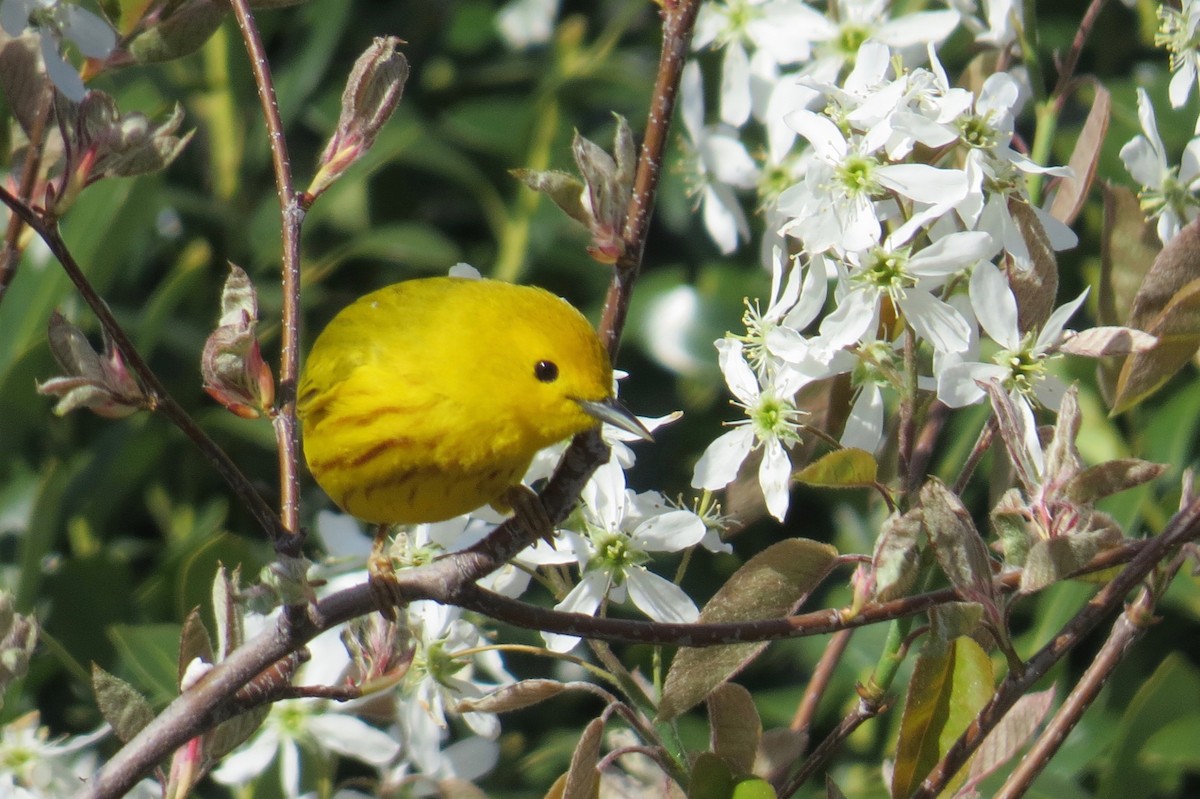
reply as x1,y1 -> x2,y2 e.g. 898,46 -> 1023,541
177,608 -> 213,687
795,448 -> 878,488
891,636 -> 995,798
688,753 -> 736,799
108,623 -> 184,706
92,664 -> 155,743
207,705 -> 269,761
1097,654 -> 1200,799
658,539 -> 838,721
709,683 -> 761,776
921,479 -> 996,608
730,778 -> 776,799
1019,526 -> 1124,593
1140,714 -> 1200,769
872,508 -> 924,602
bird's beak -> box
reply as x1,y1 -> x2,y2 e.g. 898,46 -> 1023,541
576,397 -> 654,441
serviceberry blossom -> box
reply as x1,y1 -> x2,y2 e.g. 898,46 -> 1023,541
680,61 -> 758,253
692,339 -> 810,521
545,457 -> 705,652
937,261 -> 1087,416
692,0 -> 826,127
778,107 -> 969,253
1156,0 -> 1200,114
816,230 -> 994,356
0,0 -> 115,101
1120,87 -> 1200,244
212,626 -> 400,799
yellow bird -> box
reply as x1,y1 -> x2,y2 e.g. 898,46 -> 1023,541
298,276 -> 650,532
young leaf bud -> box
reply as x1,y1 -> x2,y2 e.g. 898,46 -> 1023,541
307,36 -> 409,204
37,311 -> 147,418
201,264 -> 275,419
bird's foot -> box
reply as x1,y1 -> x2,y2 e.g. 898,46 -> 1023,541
503,485 -> 556,547
368,524 -> 402,621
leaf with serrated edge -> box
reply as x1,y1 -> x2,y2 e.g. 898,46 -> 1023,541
563,717 -> 603,799
658,539 -> 838,721
963,687 -> 1055,792
872,508 -> 924,602
1060,327 -> 1157,357
891,637 -> 995,798
1019,526 -> 1124,593
795,448 -> 878,488
92,664 -> 155,744
178,607 -> 214,687
1049,81 -> 1110,226
1064,459 -> 1167,505
709,683 -> 761,776
457,679 -> 566,714
921,479 -> 995,607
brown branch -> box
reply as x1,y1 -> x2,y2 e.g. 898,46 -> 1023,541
912,497 -> 1200,798
0,185 -> 286,544
780,696 -> 887,797
1051,0 -> 1109,104
228,0 -> 305,554
79,524 -> 1148,797
993,551 -> 1179,799
0,84 -> 52,303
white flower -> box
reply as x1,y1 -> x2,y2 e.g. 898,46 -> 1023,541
681,61 -> 758,253
1156,0 -> 1200,113
817,230 -> 993,355
0,0 -> 115,101
0,712 -> 115,798
1119,87 -> 1200,244
937,261 -> 1087,414
212,625 -> 399,798
544,457 -> 705,652
692,339 -> 811,521
496,0 -> 559,50
779,109 -> 968,253
693,0 -> 830,127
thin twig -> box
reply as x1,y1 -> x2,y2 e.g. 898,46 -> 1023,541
994,550 -> 1178,799
1051,0 -> 1109,103
0,84 -> 52,303
953,415 -> 997,496
792,628 -> 853,734
780,697 -> 886,797
0,186 -> 286,544
912,496 -> 1200,798
228,0 -> 305,553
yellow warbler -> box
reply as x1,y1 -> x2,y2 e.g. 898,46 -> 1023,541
298,276 -> 649,526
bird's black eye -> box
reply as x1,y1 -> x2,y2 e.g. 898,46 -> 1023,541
534,360 -> 559,383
